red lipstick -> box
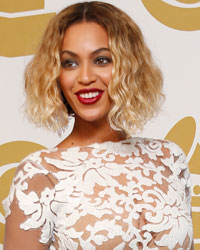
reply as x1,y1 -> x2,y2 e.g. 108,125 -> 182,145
75,88 -> 104,105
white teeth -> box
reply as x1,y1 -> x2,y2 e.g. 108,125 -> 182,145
80,92 -> 100,99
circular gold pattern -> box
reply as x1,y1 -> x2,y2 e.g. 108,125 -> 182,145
175,0 -> 200,3
194,185 -> 200,195
141,0 -> 200,31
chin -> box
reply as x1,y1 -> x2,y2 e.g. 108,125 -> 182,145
83,115 -> 106,122
77,111 -> 109,123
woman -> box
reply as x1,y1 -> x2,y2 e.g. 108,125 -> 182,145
3,2 -> 193,249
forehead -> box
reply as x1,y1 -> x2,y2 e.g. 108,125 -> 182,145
62,22 -> 109,51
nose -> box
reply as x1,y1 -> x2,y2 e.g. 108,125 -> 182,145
78,62 -> 96,85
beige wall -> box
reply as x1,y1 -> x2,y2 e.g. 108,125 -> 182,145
0,0 -> 200,248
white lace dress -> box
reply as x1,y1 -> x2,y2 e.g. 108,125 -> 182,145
3,138 -> 193,249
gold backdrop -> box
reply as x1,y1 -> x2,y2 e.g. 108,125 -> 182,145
0,0 -> 199,249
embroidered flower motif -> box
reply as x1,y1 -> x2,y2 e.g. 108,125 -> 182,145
40,187 -> 55,206
80,158 -> 122,195
22,149 -> 56,165
92,138 -> 139,157
3,138 -> 193,249
44,147 -> 88,170
138,139 -> 164,160
141,185 -> 192,249
61,147 -> 88,165
84,157 -> 103,169
3,161 -> 49,216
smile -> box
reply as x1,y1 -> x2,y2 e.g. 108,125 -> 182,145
80,92 -> 99,99
75,88 -> 104,104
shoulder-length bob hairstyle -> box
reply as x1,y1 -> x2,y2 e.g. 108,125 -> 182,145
25,1 -> 163,136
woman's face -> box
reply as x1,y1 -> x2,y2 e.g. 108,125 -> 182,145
59,22 -> 113,123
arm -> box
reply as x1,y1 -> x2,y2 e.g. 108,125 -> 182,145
3,160 -> 55,250
165,141 -> 194,249
4,200 -> 49,250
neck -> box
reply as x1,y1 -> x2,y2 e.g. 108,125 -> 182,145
58,116 -> 127,148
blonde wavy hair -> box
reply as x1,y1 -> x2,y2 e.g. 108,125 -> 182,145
25,1 -> 164,136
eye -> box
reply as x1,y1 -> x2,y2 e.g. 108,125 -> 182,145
95,56 -> 112,66
61,59 -> 78,69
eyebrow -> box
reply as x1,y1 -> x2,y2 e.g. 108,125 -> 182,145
61,48 -> 110,57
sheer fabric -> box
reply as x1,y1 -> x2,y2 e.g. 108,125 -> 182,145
3,138 -> 193,249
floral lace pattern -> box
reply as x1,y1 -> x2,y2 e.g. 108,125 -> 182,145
3,138 -> 193,249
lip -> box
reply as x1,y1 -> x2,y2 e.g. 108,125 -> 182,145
75,88 -> 104,105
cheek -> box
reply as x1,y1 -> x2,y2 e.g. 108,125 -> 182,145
100,68 -> 112,86
59,71 -> 74,91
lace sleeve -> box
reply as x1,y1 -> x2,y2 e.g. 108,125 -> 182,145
3,159 -> 56,250
166,141 -> 192,209
176,142 -> 194,249
162,141 -> 194,249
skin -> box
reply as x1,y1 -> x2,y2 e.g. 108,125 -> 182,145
4,196 -> 50,250
4,22 -> 126,250
4,21 -> 194,250
58,22 -> 126,148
